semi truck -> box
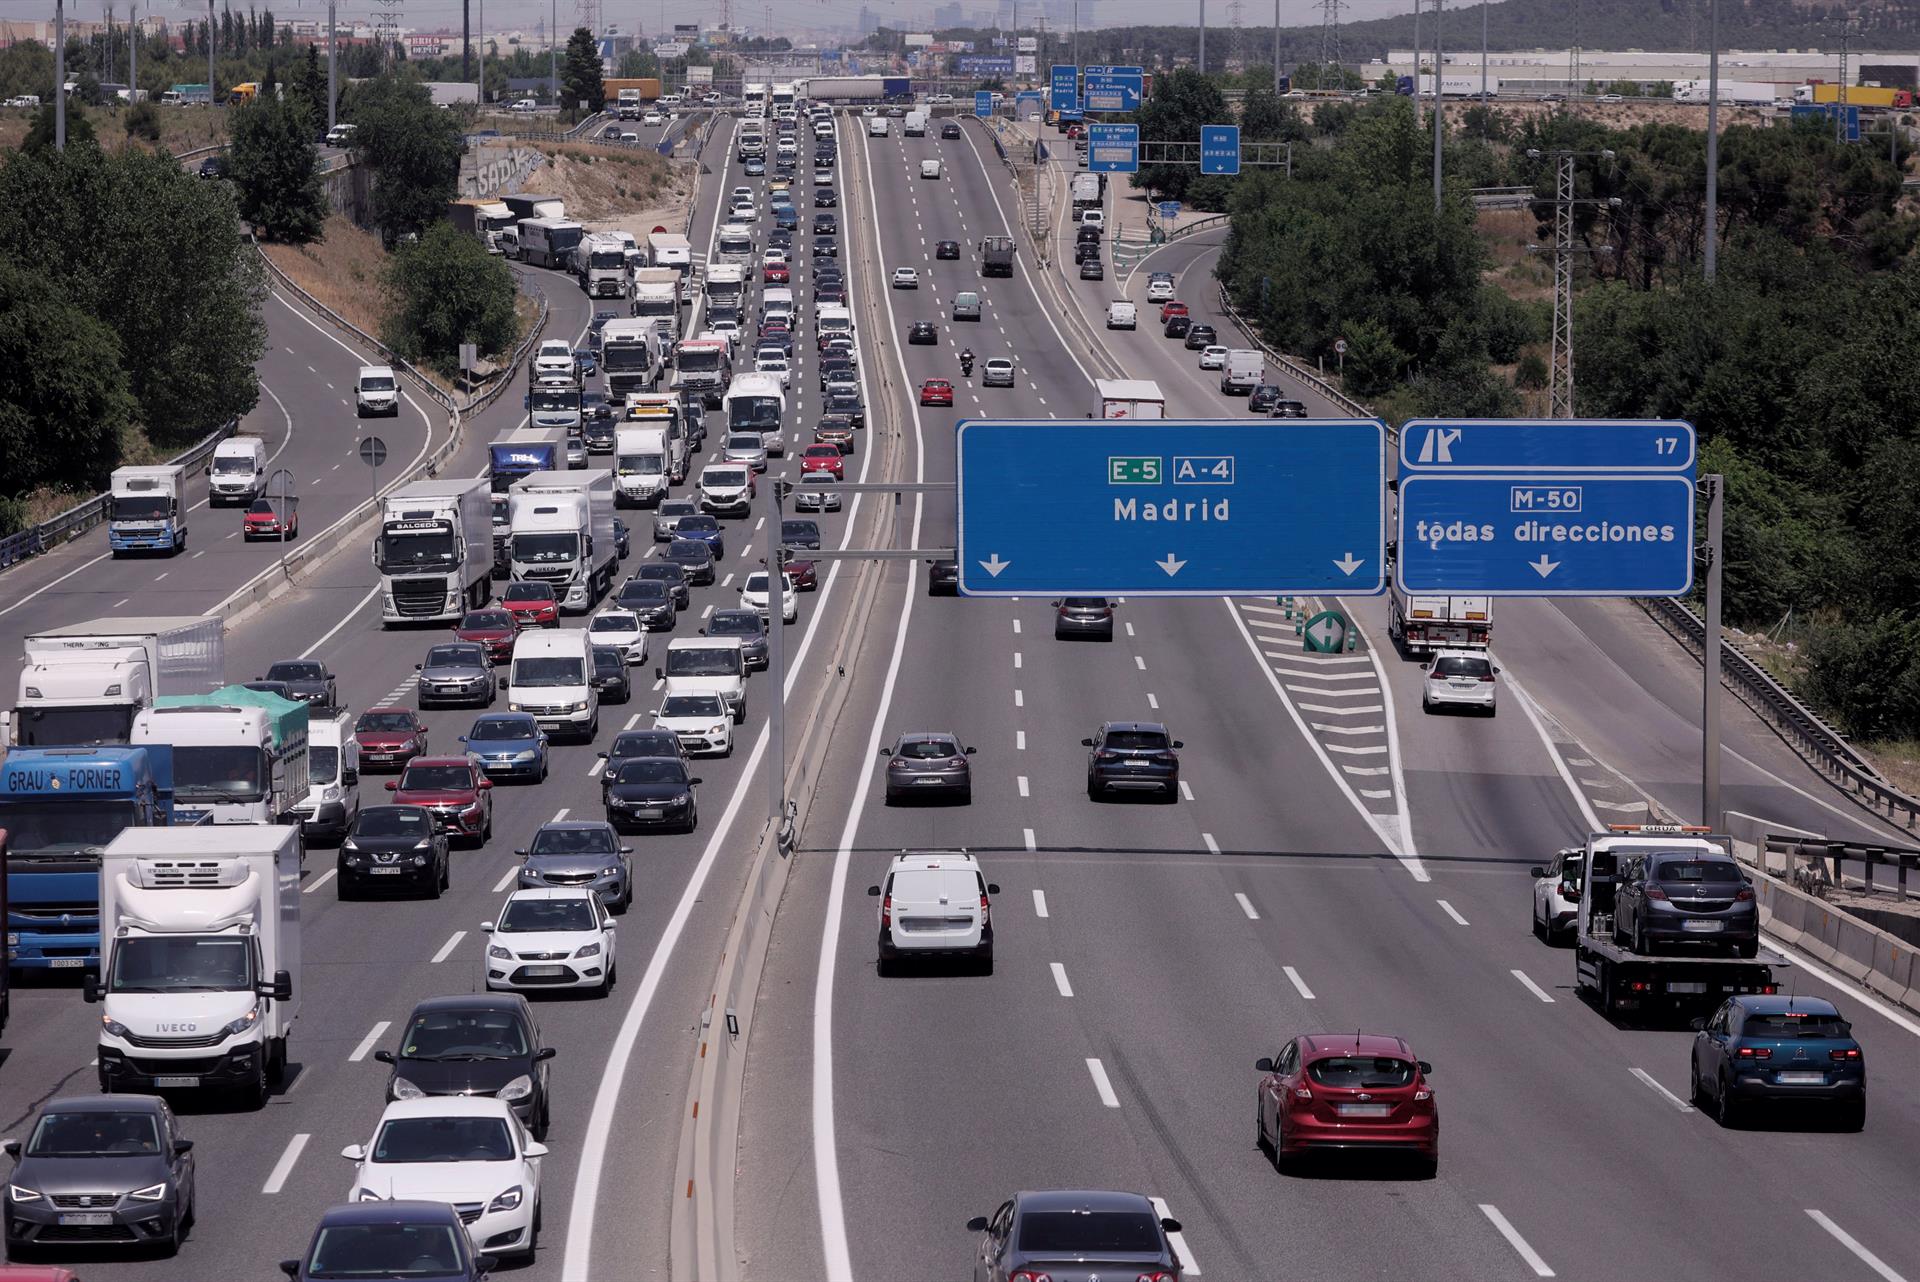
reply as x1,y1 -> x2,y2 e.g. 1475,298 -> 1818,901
1794,81 -> 1913,109
632,267 -> 685,342
108,464 -> 191,555
1096,378 -> 1166,419
528,371 -> 585,436
670,337 -> 733,407
1561,825 -> 1785,1020
0,745 -> 192,973
573,233 -> 631,298
515,216 -> 586,269
1674,78 -> 1780,105
508,470 -> 618,613
804,75 -> 910,101
647,232 -> 693,274
13,616 -> 225,748
600,318 -> 665,398
614,426 -> 672,506
622,394 -> 692,481
86,825 -> 301,1107
134,685 -> 310,826
488,426 -> 564,493
1387,587 -> 1491,654
715,222 -> 756,268
374,477 -> 493,623
448,197 -> 517,253
703,262 -> 747,322
1416,73 -> 1500,97
980,235 -> 1015,278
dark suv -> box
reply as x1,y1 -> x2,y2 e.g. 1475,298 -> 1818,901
1613,849 -> 1758,956
1083,721 -> 1183,801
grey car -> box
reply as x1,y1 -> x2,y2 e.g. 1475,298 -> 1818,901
704,608 -> 769,670
793,472 -> 843,511
654,498 -> 697,541
1613,849 -> 1759,957
263,659 -> 338,708
1051,597 -> 1115,641
415,641 -> 495,708
634,560 -> 692,610
516,819 -> 633,913
3,1094 -> 195,1256
880,731 -> 976,804
967,1189 -> 1184,1282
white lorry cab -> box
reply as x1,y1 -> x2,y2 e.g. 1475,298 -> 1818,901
657,636 -> 746,724
507,628 -> 598,740
614,426 -> 671,507
207,436 -> 269,505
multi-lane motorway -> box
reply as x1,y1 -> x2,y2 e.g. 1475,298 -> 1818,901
2,101 -> 1917,1282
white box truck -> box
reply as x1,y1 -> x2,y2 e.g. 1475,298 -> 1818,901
108,465 -> 191,555
134,684 -> 310,826
87,824 -> 301,1107
1221,349 -> 1264,394
702,262 -> 747,323
14,616 -> 225,747
290,709 -> 358,842
632,267 -> 684,343
614,425 -> 672,507
374,477 -> 494,623
508,470 -> 617,613
1096,379 -> 1166,419
648,231 -> 693,273
1388,586 -> 1491,654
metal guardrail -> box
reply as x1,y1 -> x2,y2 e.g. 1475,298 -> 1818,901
1764,832 -> 1920,902
1472,185 -> 1534,209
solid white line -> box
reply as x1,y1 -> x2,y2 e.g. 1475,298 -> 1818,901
1480,1204 -> 1556,1277
1085,1057 -> 1120,1107
1023,827 -> 1037,851
1806,1209 -> 1909,1282
1202,832 -> 1220,854
431,930 -> 467,964
492,865 -> 519,893
1758,935 -> 1920,1040
260,1133 -> 310,1195
1436,899 -> 1469,926
1017,775 -> 1030,797
1511,969 -> 1557,1003
1630,1066 -> 1695,1113
1235,892 -> 1259,920
1050,962 -> 1074,997
302,867 -> 338,895
1032,888 -> 1048,918
299,583 -> 383,660
1282,966 -> 1315,999
348,1021 -> 390,1063
1150,1196 -> 1203,1277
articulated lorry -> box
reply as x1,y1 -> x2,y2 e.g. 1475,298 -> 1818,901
1794,81 -> 1912,109
1675,78 -> 1781,105
600,318 -> 665,398
500,194 -> 565,223
374,478 -> 493,623
1417,73 -> 1500,97
703,262 -> 746,323
647,232 -> 693,274
108,465 -> 191,556
623,393 -> 693,482
980,235 -> 1015,278
528,371 -> 585,436
448,197 -> 517,253
13,616 -> 225,747
573,233 -> 631,298
489,426 -> 565,493
1387,587 -> 1491,654
632,267 -> 684,343
87,825 -> 301,1107
133,685 -> 309,825
670,337 -> 733,407
1071,171 -> 1104,209
508,470 -> 618,613
1096,379 -> 1166,419
0,745 -> 194,973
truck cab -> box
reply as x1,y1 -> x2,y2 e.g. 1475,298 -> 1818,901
108,465 -> 190,555
292,710 -> 359,843
133,685 -> 310,826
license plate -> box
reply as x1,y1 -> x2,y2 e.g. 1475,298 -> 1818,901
58,1213 -> 115,1226
1667,981 -> 1707,994
522,965 -> 568,977
369,867 -> 403,876
633,808 -> 662,819
154,1075 -> 199,1088
1681,919 -> 1722,932
1336,1103 -> 1392,1117
1778,1071 -> 1825,1084
49,958 -> 84,968
913,777 -> 943,785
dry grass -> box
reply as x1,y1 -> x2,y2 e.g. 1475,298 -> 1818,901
260,213 -> 394,343
519,144 -> 684,224
1858,741 -> 1920,798
12,423 -> 178,526
0,101 -> 227,156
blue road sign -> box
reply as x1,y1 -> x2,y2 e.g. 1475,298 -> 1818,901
1083,64 -> 1144,112
1399,418 -> 1696,474
1087,122 -> 1139,173
954,418 -> 1387,597
1051,64 -> 1079,113
975,90 -> 994,118
1158,200 -> 1182,219
1200,123 -> 1240,174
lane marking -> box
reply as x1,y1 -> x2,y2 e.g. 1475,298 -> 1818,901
431,930 -> 467,964
1149,1196 -> 1203,1277
1133,654 -> 1146,671
299,583 -> 383,659
1511,969 -> 1557,1003
1282,965 -> 1315,999
1146,692 -> 1159,709
1629,1066 -> 1695,1113
1016,730 -> 1026,750
1013,651 -> 1022,669
1032,889 -> 1048,917
1014,689 -> 1024,707
1480,1204 -> 1555,1278
1050,962 -> 1074,997
1806,1209 -> 1908,1282
1023,827 -> 1036,851
1012,618 -> 1021,634
492,865 -> 519,893
261,1133 -> 311,1195
302,867 -> 338,895
1178,780 -> 1194,801
1017,775 -> 1030,797
1202,832 -> 1220,854
1436,899 -> 1469,926
1125,621 -> 1136,637
1235,892 -> 1259,920
1298,702 -> 1386,715
1085,1057 -> 1121,1107
348,1021 -> 391,1063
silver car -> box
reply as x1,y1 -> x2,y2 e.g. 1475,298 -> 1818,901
415,641 -> 495,708
515,819 -> 633,914
725,432 -> 769,472
981,357 -> 1016,388
3,1094 -> 195,1257
793,472 -> 842,511
968,1189 -> 1184,1282
880,731 -> 975,804
654,498 -> 697,541
703,607 -> 770,670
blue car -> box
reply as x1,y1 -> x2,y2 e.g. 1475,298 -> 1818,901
459,711 -> 550,783
1691,994 -> 1866,1129
282,1201 -> 494,1282
772,204 -> 797,230
673,514 -> 727,559
574,348 -> 598,377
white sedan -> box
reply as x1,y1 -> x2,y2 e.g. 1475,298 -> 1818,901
1198,344 -> 1230,370
343,1097 -> 545,1263
643,110 -> 665,126
587,609 -> 650,665
753,355 -> 792,387
891,267 -> 919,289
654,692 -> 734,757
741,570 -> 799,625
482,888 -> 617,995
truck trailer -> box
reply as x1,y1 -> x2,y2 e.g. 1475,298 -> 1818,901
600,318 -> 665,398
1096,379 -> 1166,419
1387,587 -> 1491,654
134,684 -> 309,826
448,197 -> 517,253
1674,78 -> 1780,105
670,337 -> 733,407
980,235 -> 1015,278
14,616 -> 225,748
632,267 -> 685,342
508,470 -> 618,612
374,477 -> 493,623
1795,81 -> 1913,109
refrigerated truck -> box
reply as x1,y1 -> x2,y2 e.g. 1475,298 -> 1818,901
1387,587 -> 1491,654
135,685 -> 310,826
374,477 -> 493,623
13,616 -> 225,748
108,465 -> 191,555
507,470 -> 618,613
670,337 -> 733,407
1095,379 -> 1166,419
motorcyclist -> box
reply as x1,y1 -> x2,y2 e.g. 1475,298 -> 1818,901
960,348 -> 974,377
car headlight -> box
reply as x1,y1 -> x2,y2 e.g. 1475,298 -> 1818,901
574,942 -> 601,958
399,738 -> 417,751
391,1077 -> 425,1100
488,1185 -> 525,1213
129,1182 -> 168,1202
9,1184 -> 41,1203
514,749 -> 538,761
342,838 -> 360,852
102,1015 -> 130,1037
509,702 -> 523,712
497,1074 -> 535,1103
414,839 -> 433,850
356,1187 -> 385,1202
223,1006 -> 261,1037
412,855 -> 429,867
570,702 -> 589,714
489,945 -> 512,960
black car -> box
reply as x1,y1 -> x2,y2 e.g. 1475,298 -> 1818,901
603,756 -> 702,834
1614,848 -> 1759,956
941,121 -> 962,139
665,537 -> 717,584
935,239 -> 961,260
590,645 -> 632,705
241,678 -> 298,702
781,517 -> 823,550
1248,384 -> 1283,414
3,1094 -> 195,1257
282,1201 -> 494,1282
814,214 -> 839,235
197,155 -> 228,179
1074,241 -> 1101,264
614,577 -> 677,630
338,805 -> 451,898
1076,224 -> 1101,245
1083,721 -> 1183,801
703,609 -> 769,670
926,558 -> 959,595
815,188 -> 838,207
612,516 -> 631,559
599,727 -> 690,779
1184,323 -> 1218,350
968,1190 -> 1184,1282
262,659 -> 338,708
586,310 -> 619,352
816,285 -> 848,306
374,994 -> 556,1137
1164,314 -> 1192,339
814,236 -> 839,258
1079,258 -> 1105,280
908,320 -> 939,345
633,560 -> 691,609
1270,398 -> 1309,418
825,390 -> 864,428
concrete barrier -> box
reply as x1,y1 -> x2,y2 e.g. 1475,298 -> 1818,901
1750,860 -> 1920,1017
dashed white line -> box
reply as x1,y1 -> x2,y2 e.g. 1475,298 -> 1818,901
1012,618 -> 1021,634
1014,689 -> 1024,707
1202,832 -> 1220,854
1178,780 -> 1194,801
1050,962 -> 1074,997
1085,1057 -> 1120,1107
1150,1196 -> 1203,1277
1017,775 -> 1030,797
1235,892 -> 1259,920
551,807 -> 570,822
431,931 -> 467,964
1480,1204 -> 1555,1277
1013,651 -> 1022,669
1032,888 -> 1048,917
624,713 -> 641,730
1023,827 -> 1036,851
1146,692 -> 1159,709
1282,965 -> 1315,999
1629,1067 -> 1695,1113
1124,621 -> 1136,637
1133,654 -> 1146,670
348,1021 -> 391,1063
261,1133 -> 311,1194
1511,969 -> 1557,1003
492,865 -> 519,893
303,868 -> 338,895
1436,899 -> 1469,926
588,757 -> 606,777
1806,1209 -> 1907,1282
1016,730 -> 1026,750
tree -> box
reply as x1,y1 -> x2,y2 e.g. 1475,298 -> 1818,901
1133,67 -> 1229,201
382,223 -> 519,376
229,92 -> 327,243
351,77 -> 463,244
22,102 -> 96,154
562,27 -> 605,116
124,101 -> 161,140
287,44 -> 329,126
617,48 -> 660,79
1239,85 -> 1307,143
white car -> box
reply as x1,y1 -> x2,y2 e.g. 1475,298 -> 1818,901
620,130 -> 639,143
1421,648 -> 1497,715
869,850 -> 998,975
981,357 -> 1016,388
724,431 -> 770,471
342,1097 -> 545,1263
643,110 -> 665,125
762,247 -> 790,267
740,570 -> 798,625
1530,849 -> 1581,942
482,888 -> 617,995
654,691 -> 734,756
707,317 -> 742,343
753,355 -> 792,387
1145,275 -> 1176,303
533,339 -> 574,379
891,267 -> 919,289
1079,209 -> 1105,229
1197,344 -> 1230,370
730,185 -> 753,203
729,199 -> 756,221
587,609 -> 650,665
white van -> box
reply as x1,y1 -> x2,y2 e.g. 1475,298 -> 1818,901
658,636 -> 747,723
920,158 -> 942,179
508,628 -> 599,740
867,116 -> 889,137
1106,300 -> 1137,330
356,365 -> 400,417
294,709 -> 359,842
870,850 -> 999,972
761,286 -> 795,323
208,435 -> 269,504
1079,208 -> 1105,230
699,463 -> 755,518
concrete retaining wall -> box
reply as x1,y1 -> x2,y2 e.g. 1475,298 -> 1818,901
461,146 -> 545,198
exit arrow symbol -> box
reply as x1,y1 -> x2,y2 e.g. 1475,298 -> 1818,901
1530,555 -> 1561,579
978,553 -> 1011,577
1156,553 -> 1186,577
1333,552 -> 1365,576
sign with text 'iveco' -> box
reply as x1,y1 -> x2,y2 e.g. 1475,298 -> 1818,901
1083,65 -> 1144,111
1395,418 -> 1697,597
955,419 -> 1386,597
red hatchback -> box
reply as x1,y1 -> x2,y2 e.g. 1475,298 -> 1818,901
354,707 -> 429,772
800,444 -> 845,479
1255,1033 -> 1437,1176
763,261 -> 790,284
502,581 -> 560,628
919,378 -> 954,407
453,606 -> 520,664
386,755 -> 494,845
1159,300 -> 1190,323
243,496 -> 298,540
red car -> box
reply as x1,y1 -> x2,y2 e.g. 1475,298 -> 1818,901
386,755 -> 494,845
919,378 -> 954,407
242,496 -> 298,540
1159,300 -> 1190,323
763,261 -> 790,284
353,707 -> 429,772
1255,1033 -> 1438,1176
784,556 -> 818,591
453,606 -> 520,664
502,581 -> 560,628
800,444 -> 845,479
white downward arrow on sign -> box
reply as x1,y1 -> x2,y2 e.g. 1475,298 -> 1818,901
1156,553 -> 1187,577
978,553 -> 1011,577
1333,552 -> 1365,576
1530,555 -> 1561,579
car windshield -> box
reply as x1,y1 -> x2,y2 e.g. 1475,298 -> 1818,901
705,469 -> 749,488
659,500 -> 696,517
727,434 -> 764,451
1063,597 -> 1106,609
679,516 -> 719,533
1017,1209 -> 1163,1254
619,581 -> 668,605
505,583 -> 555,602
425,645 -> 483,668
1742,1010 -> 1850,1038
708,613 -> 761,637
399,765 -> 473,791
306,1223 -> 465,1278
27,1110 -> 161,1157
615,759 -> 690,785
513,657 -> 585,687
267,662 -> 323,681
310,745 -> 340,785
529,826 -> 618,855
372,1116 -> 514,1163
1104,730 -> 1169,750
593,649 -> 623,676
356,809 -> 432,838
1306,1055 -> 1417,1088
499,898 -> 598,933
666,648 -> 740,676
358,712 -> 416,733
461,610 -> 513,631
669,541 -> 709,560
896,739 -> 958,759
469,718 -> 535,741
1432,656 -> 1492,678
639,563 -> 684,583
107,935 -> 252,994
1655,859 -> 1743,883
662,694 -> 725,718
591,614 -> 639,633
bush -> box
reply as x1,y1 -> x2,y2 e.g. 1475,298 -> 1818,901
1801,612 -> 1920,741
1475,286 -> 1537,364
1515,350 -> 1548,389
382,223 -> 518,376
1340,318 -> 1404,398
124,101 -> 161,141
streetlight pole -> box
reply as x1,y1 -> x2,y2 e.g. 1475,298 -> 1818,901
327,0 -> 337,131
1274,0 -> 1281,93
549,0 -> 558,107
1432,0 -> 1443,213
1704,0 -> 1719,282
54,0 -> 65,150
208,0 -> 215,110
1198,0 -> 1206,75
129,1 -> 137,108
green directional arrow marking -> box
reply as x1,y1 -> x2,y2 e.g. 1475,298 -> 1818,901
1303,610 -> 1347,654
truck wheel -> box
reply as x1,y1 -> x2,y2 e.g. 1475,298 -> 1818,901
266,1036 -> 287,1085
